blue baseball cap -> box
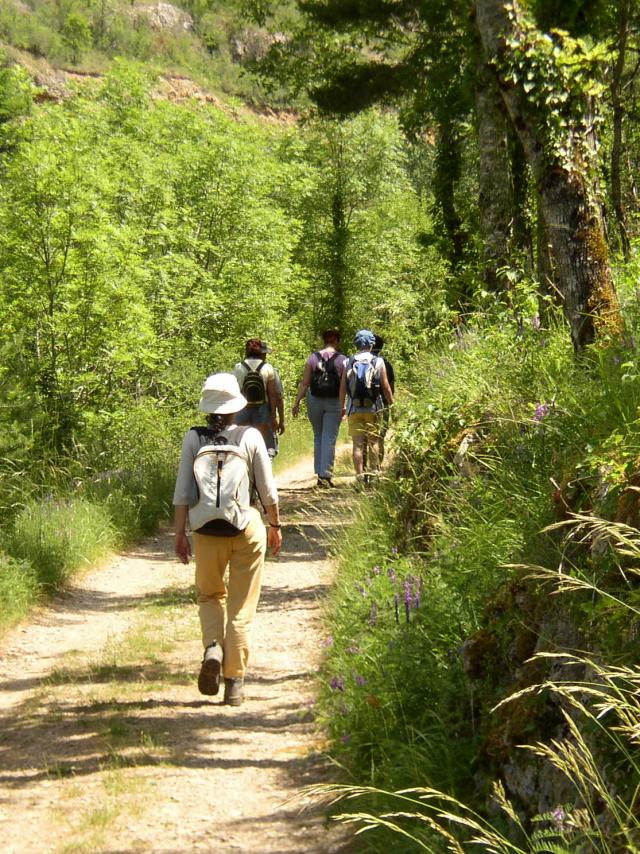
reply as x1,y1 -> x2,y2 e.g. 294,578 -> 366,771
354,329 -> 375,349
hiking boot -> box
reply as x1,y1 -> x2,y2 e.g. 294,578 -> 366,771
223,677 -> 245,706
198,642 -> 223,696
317,476 -> 333,488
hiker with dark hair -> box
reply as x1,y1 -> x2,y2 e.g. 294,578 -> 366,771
339,329 -> 394,484
372,334 -> 395,464
233,338 -> 279,446
292,329 -> 347,487
260,340 -> 285,460
173,373 -> 282,706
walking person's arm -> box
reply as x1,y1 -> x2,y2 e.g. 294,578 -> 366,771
174,505 -> 192,564
292,362 -> 313,417
266,377 -> 278,434
379,363 -> 394,406
173,430 -> 198,565
275,386 -> 286,435
339,369 -> 348,419
249,431 -> 282,556
264,503 -> 282,555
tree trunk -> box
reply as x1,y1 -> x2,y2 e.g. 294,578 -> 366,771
475,59 -> 512,290
536,193 -> 558,318
434,118 -> 466,270
610,0 -> 631,259
330,185 -> 348,328
509,127 -> 533,271
474,0 -> 623,351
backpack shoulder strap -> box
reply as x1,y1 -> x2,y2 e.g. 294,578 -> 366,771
230,425 -> 251,445
241,360 -> 251,372
191,425 -> 215,439
256,360 -> 266,373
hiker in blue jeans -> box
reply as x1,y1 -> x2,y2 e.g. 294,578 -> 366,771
292,329 -> 347,487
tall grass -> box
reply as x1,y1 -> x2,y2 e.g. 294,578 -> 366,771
313,516 -> 640,852
0,551 -> 38,631
9,498 -> 115,589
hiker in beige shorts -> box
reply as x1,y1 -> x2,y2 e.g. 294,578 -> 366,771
339,329 -> 394,483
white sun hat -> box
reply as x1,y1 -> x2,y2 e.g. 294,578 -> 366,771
198,373 -> 247,414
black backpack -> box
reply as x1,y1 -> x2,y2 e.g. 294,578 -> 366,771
310,351 -> 341,398
240,360 -> 267,407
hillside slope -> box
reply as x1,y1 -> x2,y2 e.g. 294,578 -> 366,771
0,0 -> 298,107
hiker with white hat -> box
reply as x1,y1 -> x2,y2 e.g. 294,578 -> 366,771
173,373 -> 282,706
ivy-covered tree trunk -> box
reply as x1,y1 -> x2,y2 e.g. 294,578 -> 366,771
474,0 -> 623,351
475,59 -> 512,290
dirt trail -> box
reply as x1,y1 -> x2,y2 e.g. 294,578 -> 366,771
0,456 -> 352,854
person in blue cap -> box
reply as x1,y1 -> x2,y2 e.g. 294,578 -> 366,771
372,333 -> 395,465
339,329 -> 394,483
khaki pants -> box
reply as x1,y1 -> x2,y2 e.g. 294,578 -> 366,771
193,508 -> 266,679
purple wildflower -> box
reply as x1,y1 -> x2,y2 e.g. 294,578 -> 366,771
346,645 -> 360,654
356,584 -> 368,597
368,602 -> 378,627
413,590 -> 421,609
394,593 -> 400,625
403,579 -> 412,606
530,314 -> 541,330
355,674 -> 367,687
391,547 -> 398,555
330,675 -> 345,692
551,807 -> 567,831
387,567 -> 397,582
533,402 -> 550,422
320,636 -> 334,648
371,565 -> 381,576
341,733 -> 351,744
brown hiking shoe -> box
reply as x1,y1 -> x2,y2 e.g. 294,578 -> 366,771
198,642 -> 223,696
223,677 -> 244,706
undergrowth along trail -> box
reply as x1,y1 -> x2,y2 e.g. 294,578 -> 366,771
0,455 -> 351,854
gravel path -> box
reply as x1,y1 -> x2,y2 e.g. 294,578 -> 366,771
0,456 -> 352,853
